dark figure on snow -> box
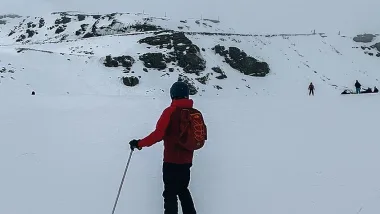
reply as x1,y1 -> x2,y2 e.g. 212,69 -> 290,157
355,80 -> 361,94
374,86 -> 379,93
308,82 -> 315,96
130,81 -> 207,214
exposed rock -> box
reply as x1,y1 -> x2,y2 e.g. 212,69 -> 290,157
139,53 -> 167,70
104,55 -> 135,70
122,76 -> 139,87
374,43 -> 380,52
204,19 -> 220,24
139,34 -> 172,46
55,16 -> 71,25
83,32 -> 96,38
169,68 -> 174,72
139,32 -> 206,74
78,15 -> 86,21
214,85 -> 223,90
81,24 -> 89,31
39,18 -> 45,28
353,34 -> 376,43
75,24 -> 89,36
26,29 -> 36,38
27,22 -> 36,28
213,44 -> 228,56
55,25 -> 66,34
196,73 -> 210,85
16,34 -> 26,42
0,14 -> 21,19
8,30 -> 15,36
178,74 -> 198,95
212,67 -> 227,79
214,45 -> 270,77
92,15 -> 101,19
143,68 -> 148,72
130,22 -> 162,32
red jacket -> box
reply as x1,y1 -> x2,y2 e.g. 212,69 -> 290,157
138,99 -> 194,164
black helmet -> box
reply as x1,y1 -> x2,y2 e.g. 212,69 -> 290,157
170,81 -> 190,100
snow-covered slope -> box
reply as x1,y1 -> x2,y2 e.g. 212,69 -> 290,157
1,95 -> 380,214
0,12 -> 379,97
1,11 -> 380,214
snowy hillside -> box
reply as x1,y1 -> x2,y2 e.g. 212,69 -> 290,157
1,11 -> 380,214
0,12 -> 379,97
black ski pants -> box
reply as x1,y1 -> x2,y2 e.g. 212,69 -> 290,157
309,89 -> 314,96
162,162 -> 196,214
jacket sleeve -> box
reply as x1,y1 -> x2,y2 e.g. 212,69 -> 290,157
138,107 -> 174,148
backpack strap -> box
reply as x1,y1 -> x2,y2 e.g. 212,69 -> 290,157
179,109 -> 191,139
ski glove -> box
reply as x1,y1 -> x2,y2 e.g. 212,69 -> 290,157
129,139 -> 142,151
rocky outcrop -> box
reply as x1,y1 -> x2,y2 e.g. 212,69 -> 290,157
139,53 -> 167,70
122,76 -> 139,87
26,29 -> 36,38
75,24 -> 89,36
82,19 -> 162,39
139,32 -> 206,74
212,67 -> 227,79
77,15 -> 86,21
196,73 -> 210,85
374,43 -> 380,52
213,45 -> 270,77
55,25 -> 66,34
104,55 -> 135,71
55,16 -> 72,25
353,34 -> 376,43
39,18 -> 45,28
214,85 -> 222,90
16,34 -> 26,42
130,22 -> 162,32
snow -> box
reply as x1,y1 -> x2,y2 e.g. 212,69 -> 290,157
1,95 -> 380,214
1,11 -> 380,214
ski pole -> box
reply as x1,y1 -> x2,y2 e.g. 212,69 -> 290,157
111,149 -> 134,214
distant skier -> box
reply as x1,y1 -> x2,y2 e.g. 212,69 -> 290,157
129,81 -> 207,214
355,80 -> 361,94
308,82 -> 315,96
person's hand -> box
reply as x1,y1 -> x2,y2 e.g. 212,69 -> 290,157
129,139 -> 142,151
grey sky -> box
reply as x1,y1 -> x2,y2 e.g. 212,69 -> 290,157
1,0 -> 379,34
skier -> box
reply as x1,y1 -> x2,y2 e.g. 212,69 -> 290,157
129,81 -> 207,214
355,80 -> 361,94
308,82 -> 315,96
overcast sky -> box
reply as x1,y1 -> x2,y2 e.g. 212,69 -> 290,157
1,0 -> 379,34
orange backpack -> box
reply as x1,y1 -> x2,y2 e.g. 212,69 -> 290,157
177,108 -> 207,151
